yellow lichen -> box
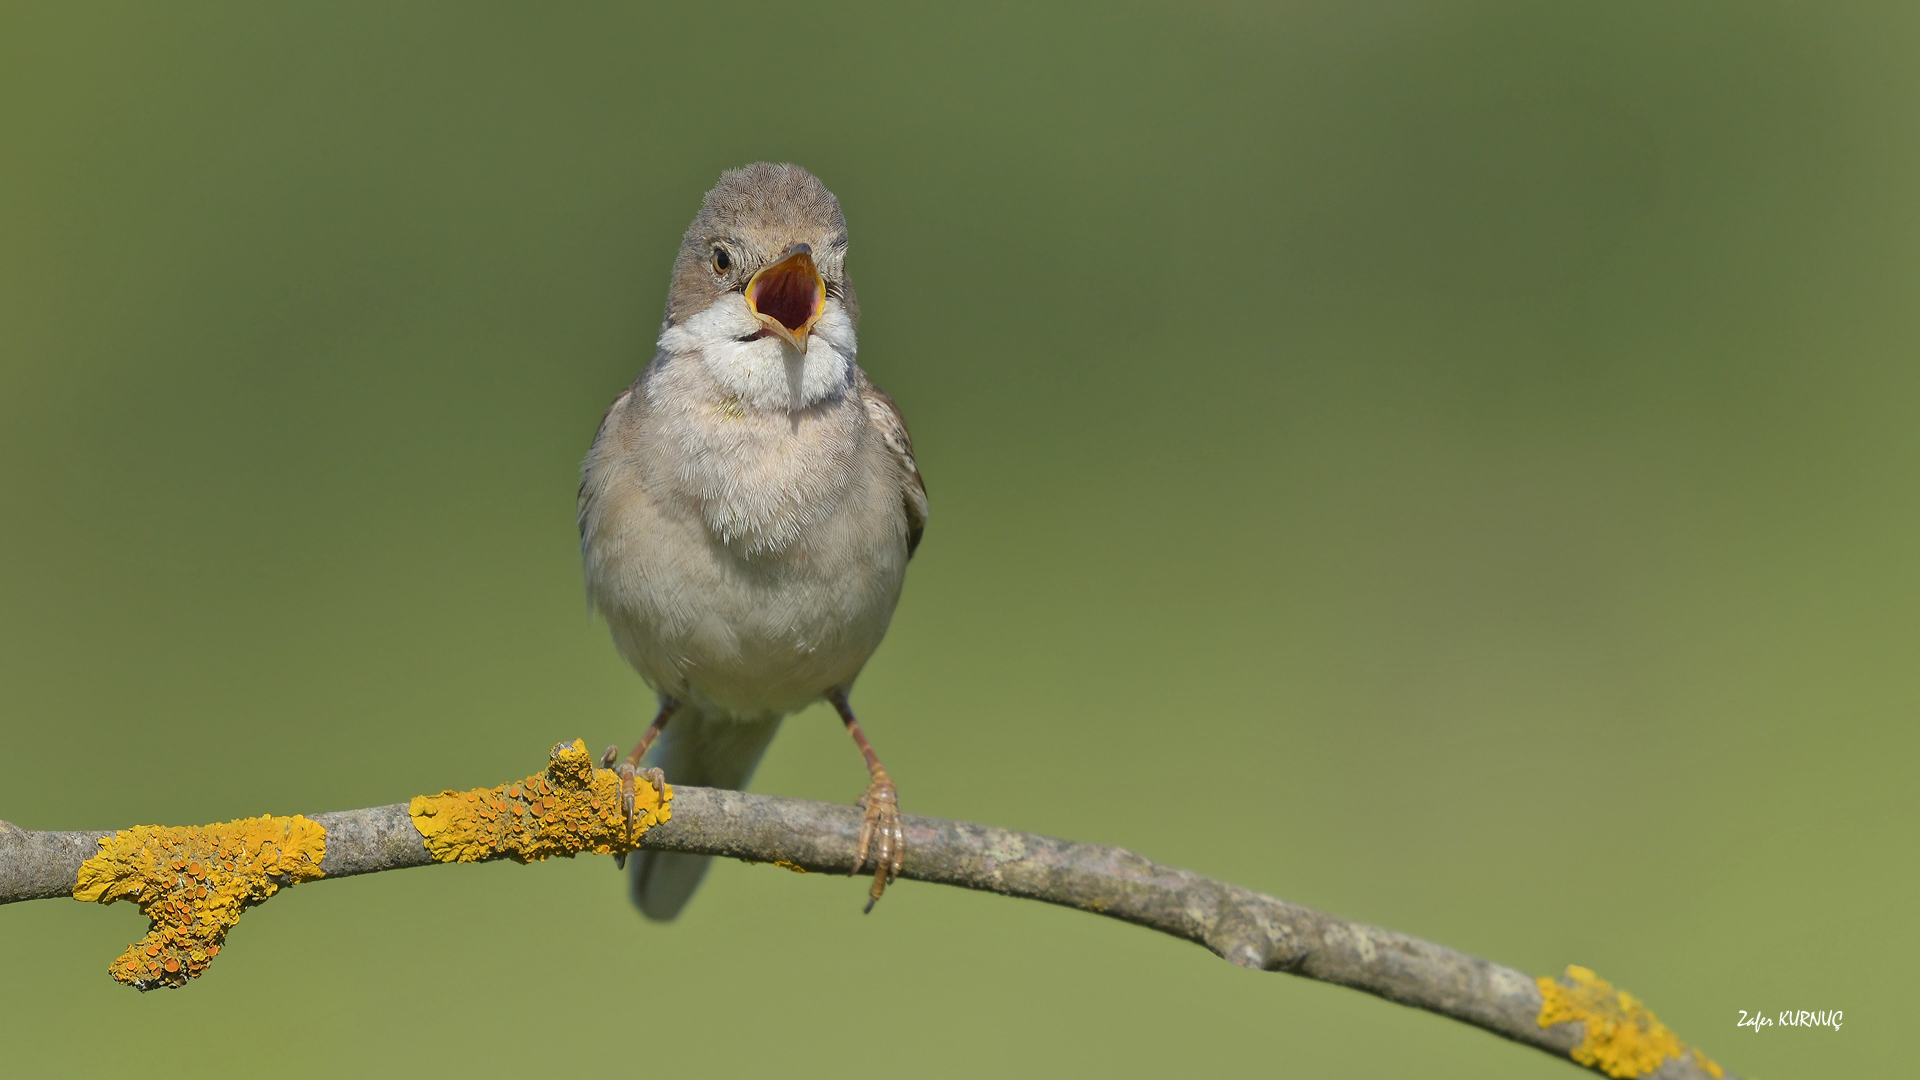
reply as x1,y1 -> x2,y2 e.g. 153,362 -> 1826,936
409,739 -> 671,864
1536,965 -> 1722,1079
73,815 -> 326,990
772,860 -> 809,874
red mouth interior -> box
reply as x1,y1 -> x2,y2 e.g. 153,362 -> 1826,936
749,257 -> 822,333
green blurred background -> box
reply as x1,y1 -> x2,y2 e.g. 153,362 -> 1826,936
2,3 -> 1912,1076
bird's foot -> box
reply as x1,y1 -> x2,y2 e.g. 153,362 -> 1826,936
852,777 -> 904,913
603,745 -> 664,870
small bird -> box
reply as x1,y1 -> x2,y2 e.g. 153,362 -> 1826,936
579,163 -> 927,918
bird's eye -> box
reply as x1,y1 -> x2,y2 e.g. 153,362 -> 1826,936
712,247 -> 731,273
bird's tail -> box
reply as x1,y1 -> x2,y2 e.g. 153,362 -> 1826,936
629,704 -> 782,921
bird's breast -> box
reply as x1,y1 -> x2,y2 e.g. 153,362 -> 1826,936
581,366 -> 908,714
662,394 -> 866,557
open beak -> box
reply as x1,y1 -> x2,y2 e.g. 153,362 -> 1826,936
745,243 -> 827,354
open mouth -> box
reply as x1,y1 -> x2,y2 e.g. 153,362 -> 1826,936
745,244 -> 826,352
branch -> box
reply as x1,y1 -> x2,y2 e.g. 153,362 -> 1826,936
0,740 -> 1734,1080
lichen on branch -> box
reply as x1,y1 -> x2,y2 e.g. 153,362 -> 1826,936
408,738 -> 671,864
1537,965 -> 1723,1079
64,739 -> 671,992
72,814 -> 326,990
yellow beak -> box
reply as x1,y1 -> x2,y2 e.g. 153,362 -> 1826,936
745,244 -> 827,354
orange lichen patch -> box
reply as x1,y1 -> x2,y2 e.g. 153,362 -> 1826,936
409,739 -> 671,865
771,860 -> 809,874
72,815 -> 326,990
1536,965 -> 1722,1079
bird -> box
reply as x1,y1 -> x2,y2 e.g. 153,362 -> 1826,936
578,163 -> 928,919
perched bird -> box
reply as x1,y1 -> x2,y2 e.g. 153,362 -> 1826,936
579,163 -> 927,918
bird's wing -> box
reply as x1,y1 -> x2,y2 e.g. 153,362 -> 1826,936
857,375 -> 929,558
578,385 -> 636,541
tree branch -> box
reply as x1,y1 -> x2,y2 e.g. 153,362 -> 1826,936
0,743 -> 1734,1080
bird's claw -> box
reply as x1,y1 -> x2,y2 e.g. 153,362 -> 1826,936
604,747 -> 664,871
613,764 -> 666,836
852,778 -> 904,913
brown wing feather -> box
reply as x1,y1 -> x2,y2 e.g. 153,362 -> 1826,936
578,386 -> 635,539
857,375 -> 928,558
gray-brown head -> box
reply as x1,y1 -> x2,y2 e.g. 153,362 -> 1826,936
666,163 -> 858,347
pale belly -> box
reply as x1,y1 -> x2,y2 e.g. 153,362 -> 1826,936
588,473 -> 909,718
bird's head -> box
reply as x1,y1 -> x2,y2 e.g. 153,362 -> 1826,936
666,163 -> 856,352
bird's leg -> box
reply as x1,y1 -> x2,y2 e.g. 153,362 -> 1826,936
826,689 -> 903,913
602,697 -> 676,866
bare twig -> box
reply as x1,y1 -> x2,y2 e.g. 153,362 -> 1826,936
0,775 -> 1734,1079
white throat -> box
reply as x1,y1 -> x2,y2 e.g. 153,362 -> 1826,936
659,294 -> 856,412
